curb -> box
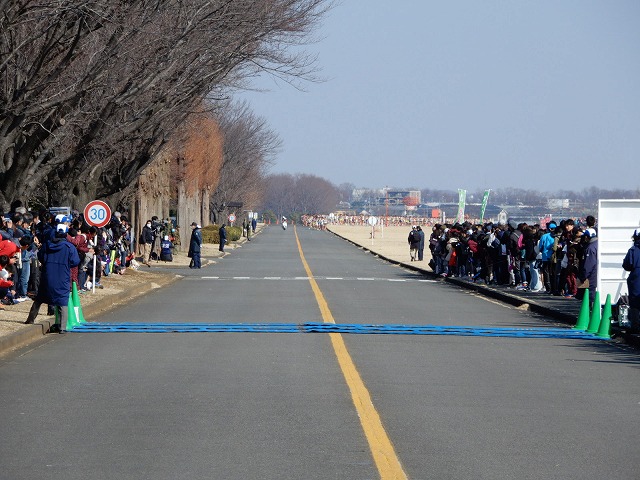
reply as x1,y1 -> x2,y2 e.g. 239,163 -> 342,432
0,272 -> 181,358
0,321 -> 54,356
140,257 -> 216,269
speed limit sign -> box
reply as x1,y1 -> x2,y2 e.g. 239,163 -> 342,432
84,200 -> 112,228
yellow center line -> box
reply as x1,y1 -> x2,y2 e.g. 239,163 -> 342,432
294,226 -> 408,480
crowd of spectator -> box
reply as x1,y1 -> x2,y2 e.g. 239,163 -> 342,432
0,201 -> 140,311
427,215 -> 599,303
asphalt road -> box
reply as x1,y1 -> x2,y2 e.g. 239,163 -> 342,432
1,225 -> 639,480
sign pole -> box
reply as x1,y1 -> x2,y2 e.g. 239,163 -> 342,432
368,216 -> 378,245
92,254 -> 97,293
83,200 -> 112,293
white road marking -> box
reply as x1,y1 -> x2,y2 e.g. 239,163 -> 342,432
198,276 -> 438,283
472,293 -> 512,308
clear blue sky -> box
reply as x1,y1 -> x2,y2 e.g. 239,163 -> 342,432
239,0 -> 640,192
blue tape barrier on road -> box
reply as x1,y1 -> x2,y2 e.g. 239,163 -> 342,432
69,322 -> 604,339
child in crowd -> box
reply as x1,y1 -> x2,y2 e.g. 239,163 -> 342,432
0,254 -> 25,305
160,235 -> 174,262
86,248 -> 105,289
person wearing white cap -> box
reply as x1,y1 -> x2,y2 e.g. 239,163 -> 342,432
54,213 -> 72,225
160,235 -> 174,262
622,229 -> 640,332
24,224 -> 80,333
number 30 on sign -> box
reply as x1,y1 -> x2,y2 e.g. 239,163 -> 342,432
84,200 -> 112,228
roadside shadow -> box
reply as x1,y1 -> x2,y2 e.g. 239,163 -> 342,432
560,340 -> 640,366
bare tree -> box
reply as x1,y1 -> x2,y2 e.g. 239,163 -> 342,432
210,100 -> 281,222
260,172 -> 338,217
291,173 -> 339,214
260,173 -> 296,219
0,0 -> 330,210
337,182 -> 355,203
170,111 -> 224,198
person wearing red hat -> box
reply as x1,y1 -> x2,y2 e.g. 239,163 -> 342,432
0,238 -> 19,258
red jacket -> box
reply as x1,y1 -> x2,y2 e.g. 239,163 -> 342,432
0,239 -> 18,258
0,277 -> 13,289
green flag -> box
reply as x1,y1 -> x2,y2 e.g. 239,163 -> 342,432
480,189 -> 491,222
456,189 -> 466,223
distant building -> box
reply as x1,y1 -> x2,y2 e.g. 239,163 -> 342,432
378,190 -> 421,206
351,188 -> 421,207
351,189 -> 369,201
547,198 -> 570,209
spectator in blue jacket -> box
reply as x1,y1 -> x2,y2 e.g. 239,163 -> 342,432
538,221 -> 557,293
24,224 -> 80,333
160,235 -> 174,262
416,226 -> 425,261
622,229 -> 640,332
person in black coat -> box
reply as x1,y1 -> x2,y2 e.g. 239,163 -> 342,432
408,226 -> 419,261
188,222 -> 202,269
218,224 -> 227,252
578,228 -> 598,304
416,226 -> 425,261
139,220 -> 154,266
623,229 -> 640,331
